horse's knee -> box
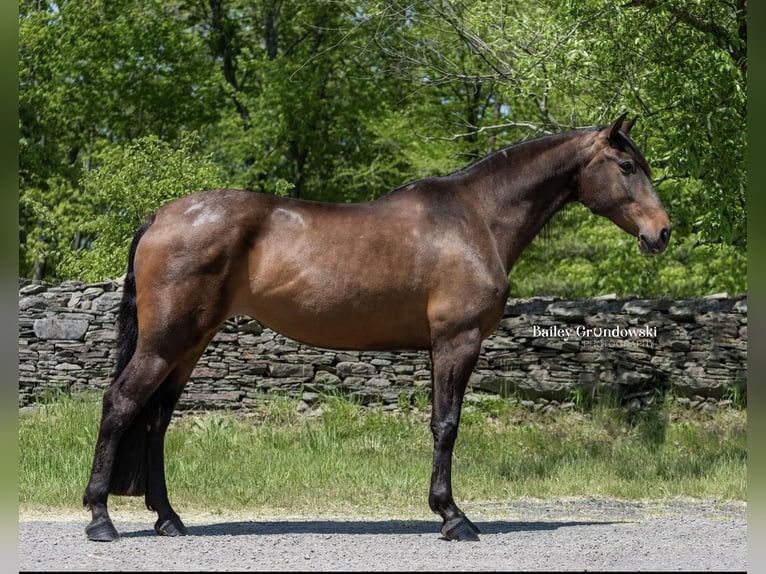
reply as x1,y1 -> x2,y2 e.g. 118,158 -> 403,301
430,417 -> 460,445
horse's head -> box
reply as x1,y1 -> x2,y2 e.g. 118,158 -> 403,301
578,113 -> 671,255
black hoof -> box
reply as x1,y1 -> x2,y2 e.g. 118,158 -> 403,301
85,518 -> 120,542
441,516 -> 481,541
154,517 -> 188,537
464,516 -> 482,535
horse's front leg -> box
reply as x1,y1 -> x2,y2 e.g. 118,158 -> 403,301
428,328 -> 482,541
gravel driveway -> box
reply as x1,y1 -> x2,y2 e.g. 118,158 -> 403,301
19,498 -> 746,571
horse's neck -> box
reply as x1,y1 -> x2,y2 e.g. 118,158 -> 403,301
459,131 -> 591,273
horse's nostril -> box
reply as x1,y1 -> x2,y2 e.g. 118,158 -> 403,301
660,227 -> 670,245
639,234 -> 647,245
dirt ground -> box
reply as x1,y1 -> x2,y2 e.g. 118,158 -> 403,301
18,497 -> 747,571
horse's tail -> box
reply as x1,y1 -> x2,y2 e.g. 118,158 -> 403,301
108,214 -> 159,496
113,214 -> 155,379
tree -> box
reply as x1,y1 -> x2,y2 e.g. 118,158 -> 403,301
359,0 -> 747,296
19,0 -> 219,279
183,0 -> 411,201
61,134 -> 225,282
18,0 -> 746,297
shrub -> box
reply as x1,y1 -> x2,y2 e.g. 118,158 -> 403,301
61,133 -> 225,282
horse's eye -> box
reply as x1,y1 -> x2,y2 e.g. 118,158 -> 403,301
619,161 -> 635,174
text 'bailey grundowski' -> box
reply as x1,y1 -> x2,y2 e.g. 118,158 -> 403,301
531,324 -> 658,342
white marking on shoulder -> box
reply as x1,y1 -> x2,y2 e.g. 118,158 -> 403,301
184,201 -> 204,215
272,207 -> 305,227
192,209 -> 222,227
184,199 -> 222,227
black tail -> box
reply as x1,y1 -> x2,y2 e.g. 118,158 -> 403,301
112,214 -> 155,378
108,214 -> 160,496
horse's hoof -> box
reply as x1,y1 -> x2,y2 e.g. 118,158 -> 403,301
154,517 -> 188,537
85,518 -> 120,542
464,516 -> 481,535
441,516 -> 481,541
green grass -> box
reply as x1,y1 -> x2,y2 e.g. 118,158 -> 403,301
19,392 -> 746,517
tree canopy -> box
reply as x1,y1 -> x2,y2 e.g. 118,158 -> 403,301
19,0 -> 746,297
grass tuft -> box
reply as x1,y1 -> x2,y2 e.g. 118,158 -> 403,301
19,392 -> 746,516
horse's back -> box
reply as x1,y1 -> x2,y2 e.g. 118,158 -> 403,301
133,187 -> 506,351
132,189 -> 430,349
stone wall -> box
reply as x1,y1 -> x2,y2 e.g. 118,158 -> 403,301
18,280 -> 747,411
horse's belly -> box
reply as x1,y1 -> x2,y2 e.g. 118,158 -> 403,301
232,263 -> 431,350
243,293 -> 431,351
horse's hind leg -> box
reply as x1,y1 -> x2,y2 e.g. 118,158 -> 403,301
83,351 -> 173,541
144,371 -> 187,536
144,347 -> 211,536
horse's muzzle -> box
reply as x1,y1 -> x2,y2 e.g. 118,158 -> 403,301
638,227 -> 671,255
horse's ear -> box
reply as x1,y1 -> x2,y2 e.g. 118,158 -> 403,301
608,112 -> 629,144
623,115 -> 638,134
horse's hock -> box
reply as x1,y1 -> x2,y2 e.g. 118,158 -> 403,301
18,280 -> 747,411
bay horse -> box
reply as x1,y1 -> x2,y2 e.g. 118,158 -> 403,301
83,113 -> 670,542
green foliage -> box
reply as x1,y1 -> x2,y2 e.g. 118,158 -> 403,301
18,0 -> 219,280
510,205 -> 747,298
726,383 -> 747,409
19,0 -> 746,296
61,133 -> 225,282
568,384 -> 597,413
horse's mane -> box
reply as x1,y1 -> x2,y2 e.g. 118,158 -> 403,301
384,124 -> 651,198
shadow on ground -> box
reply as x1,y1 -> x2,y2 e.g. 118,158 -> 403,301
119,518 -> 625,539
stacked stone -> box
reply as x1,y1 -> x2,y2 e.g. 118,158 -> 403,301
182,316 -> 431,411
19,280 -> 121,406
18,280 -> 747,412
469,294 -> 747,408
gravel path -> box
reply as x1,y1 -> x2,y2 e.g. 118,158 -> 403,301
19,498 -> 746,571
